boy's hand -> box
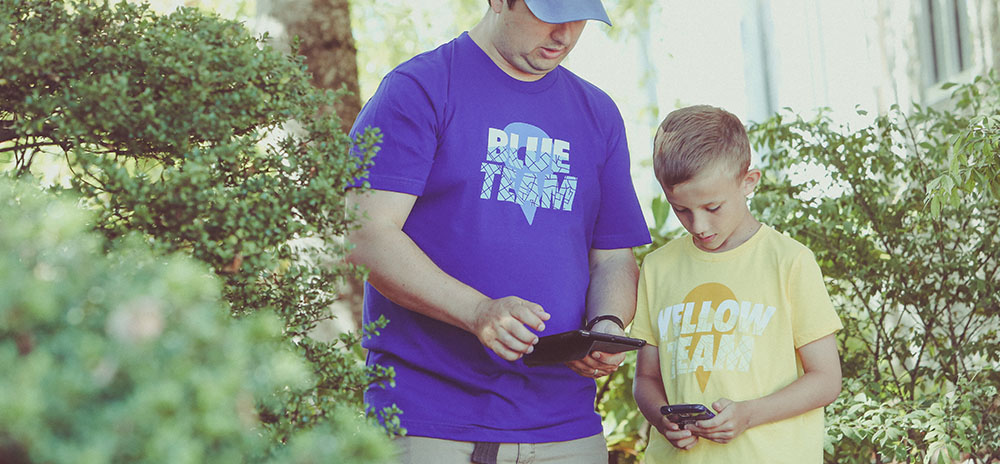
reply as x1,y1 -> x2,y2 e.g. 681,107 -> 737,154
686,398 -> 752,444
654,415 -> 699,450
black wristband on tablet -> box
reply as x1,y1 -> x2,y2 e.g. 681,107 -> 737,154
586,314 -> 625,331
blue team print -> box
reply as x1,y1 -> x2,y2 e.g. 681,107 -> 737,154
480,122 -> 578,225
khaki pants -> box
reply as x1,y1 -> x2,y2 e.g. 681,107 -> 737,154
393,433 -> 608,464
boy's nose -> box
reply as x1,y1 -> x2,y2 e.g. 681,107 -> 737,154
689,214 -> 707,234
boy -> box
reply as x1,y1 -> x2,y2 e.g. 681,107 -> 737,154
629,105 -> 843,463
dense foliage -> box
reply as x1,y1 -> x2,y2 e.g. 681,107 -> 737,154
0,179 -> 393,463
0,0 -> 394,453
926,70 -> 1000,208
749,74 -> 1000,463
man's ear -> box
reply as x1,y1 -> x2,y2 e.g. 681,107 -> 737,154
741,168 -> 762,195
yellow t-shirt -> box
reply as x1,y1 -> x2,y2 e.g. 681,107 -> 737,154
630,225 -> 842,464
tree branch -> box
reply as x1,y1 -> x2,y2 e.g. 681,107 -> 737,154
0,141 -> 58,154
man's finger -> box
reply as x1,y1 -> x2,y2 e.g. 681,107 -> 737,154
510,300 -> 549,330
496,328 -> 534,354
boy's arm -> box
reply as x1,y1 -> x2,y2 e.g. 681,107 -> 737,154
689,333 -> 842,443
633,345 -> 700,450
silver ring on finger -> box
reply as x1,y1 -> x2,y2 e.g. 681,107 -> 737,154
593,368 -> 599,376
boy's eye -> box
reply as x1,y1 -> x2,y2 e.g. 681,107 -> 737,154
707,205 -> 721,212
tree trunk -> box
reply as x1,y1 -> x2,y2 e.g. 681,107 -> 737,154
257,0 -> 361,132
257,0 -> 365,330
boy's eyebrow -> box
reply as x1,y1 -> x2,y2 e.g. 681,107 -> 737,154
669,199 -> 723,210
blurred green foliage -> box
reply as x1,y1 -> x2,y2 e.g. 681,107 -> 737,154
600,74 -> 1000,463
1,0 -> 397,457
0,178 -> 393,463
349,0 -> 483,101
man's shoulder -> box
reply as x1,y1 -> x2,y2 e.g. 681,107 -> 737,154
392,35 -> 464,77
556,66 -> 618,109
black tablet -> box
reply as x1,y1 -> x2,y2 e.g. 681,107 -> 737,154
522,329 -> 647,366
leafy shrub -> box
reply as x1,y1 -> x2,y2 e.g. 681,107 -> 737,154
0,178 -> 393,463
0,0 -> 392,445
927,70 -> 1000,206
749,74 -> 1000,463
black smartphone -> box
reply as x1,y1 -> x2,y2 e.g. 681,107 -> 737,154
660,403 -> 715,426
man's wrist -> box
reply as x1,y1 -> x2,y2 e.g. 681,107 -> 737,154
590,320 -> 625,335
586,314 -> 625,331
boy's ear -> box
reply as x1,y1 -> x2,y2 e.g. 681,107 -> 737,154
741,168 -> 762,196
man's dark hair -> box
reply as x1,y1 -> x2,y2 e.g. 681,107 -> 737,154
486,0 -> 518,8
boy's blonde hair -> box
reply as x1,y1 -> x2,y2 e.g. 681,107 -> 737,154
652,105 -> 751,188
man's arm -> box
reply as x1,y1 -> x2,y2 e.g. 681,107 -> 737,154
688,333 -> 842,443
345,188 -> 550,361
565,247 -> 639,377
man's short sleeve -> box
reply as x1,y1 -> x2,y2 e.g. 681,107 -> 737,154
349,71 -> 440,195
590,111 -> 651,250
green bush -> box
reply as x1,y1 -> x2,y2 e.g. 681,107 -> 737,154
1,0 -> 394,445
0,178 -> 393,463
747,75 -> 1000,463
927,70 -> 1000,206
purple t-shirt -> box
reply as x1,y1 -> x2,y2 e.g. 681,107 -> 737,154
350,32 -> 651,443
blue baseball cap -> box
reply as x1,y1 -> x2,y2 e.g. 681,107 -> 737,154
523,0 -> 612,26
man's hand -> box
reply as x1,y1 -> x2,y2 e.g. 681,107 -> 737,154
566,319 -> 627,378
472,296 -> 550,361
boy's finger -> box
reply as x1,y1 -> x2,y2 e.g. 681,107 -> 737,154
662,428 -> 692,441
712,398 -> 733,412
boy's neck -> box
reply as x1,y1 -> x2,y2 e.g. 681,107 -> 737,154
701,215 -> 763,253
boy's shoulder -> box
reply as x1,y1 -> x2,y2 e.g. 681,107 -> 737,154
641,226 -> 817,267
642,235 -> 694,266
758,224 -> 817,258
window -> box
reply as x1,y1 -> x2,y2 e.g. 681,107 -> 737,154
918,0 -> 972,87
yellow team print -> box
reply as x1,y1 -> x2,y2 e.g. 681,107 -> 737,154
658,283 -> 776,392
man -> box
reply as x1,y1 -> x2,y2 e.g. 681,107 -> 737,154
345,1 -> 651,462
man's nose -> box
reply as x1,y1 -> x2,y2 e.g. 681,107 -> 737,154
550,21 -> 582,44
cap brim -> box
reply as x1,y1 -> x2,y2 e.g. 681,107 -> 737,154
523,0 -> 612,26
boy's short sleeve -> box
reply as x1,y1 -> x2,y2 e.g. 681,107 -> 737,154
628,262 -> 658,346
789,249 -> 843,348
